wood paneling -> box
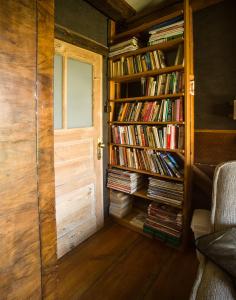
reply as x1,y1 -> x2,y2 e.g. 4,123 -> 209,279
0,0 -> 41,298
195,130 -> 236,165
36,0 -> 58,299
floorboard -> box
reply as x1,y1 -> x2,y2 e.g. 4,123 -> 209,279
58,220 -> 198,300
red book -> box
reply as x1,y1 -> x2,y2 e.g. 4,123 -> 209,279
166,125 -> 171,149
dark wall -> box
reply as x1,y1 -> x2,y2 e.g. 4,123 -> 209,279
193,0 -> 236,129
55,0 -> 107,46
55,0 -> 109,215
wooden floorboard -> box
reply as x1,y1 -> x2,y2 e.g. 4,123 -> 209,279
58,220 -> 198,300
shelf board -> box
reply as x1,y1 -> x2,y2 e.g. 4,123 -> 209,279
133,188 -> 183,209
109,93 -> 184,102
110,143 -> 185,154
110,121 -> 184,125
110,38 -> 184,61
111,209 -> 151,238
110,164 -> 184,182
109,10 -> 183,43
110,65 -> 184,82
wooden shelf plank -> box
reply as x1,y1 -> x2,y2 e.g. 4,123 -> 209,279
110,121 -> 185,125
110,38 -> 184,61
110,143 -> 185,154
110,65 -> 184,82
133,188 -> 183,209
109,93 -> 184,102
109,10 -> 184,43
111,209 -> 151,238
110,165 -> 184,182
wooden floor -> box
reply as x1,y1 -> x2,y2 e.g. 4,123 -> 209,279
58,220 -> 198,300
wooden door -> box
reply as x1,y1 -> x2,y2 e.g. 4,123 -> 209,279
54,39 -> 104,258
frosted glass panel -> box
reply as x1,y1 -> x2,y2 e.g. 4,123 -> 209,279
67,58 -> 93,128
54,54 -> 63,129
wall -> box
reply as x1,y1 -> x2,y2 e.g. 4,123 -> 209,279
193,0 -> 236,166
55,0 -> 109,215
0,1 -> 41,298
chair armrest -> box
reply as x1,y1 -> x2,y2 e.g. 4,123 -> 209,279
191,209 -> 212,239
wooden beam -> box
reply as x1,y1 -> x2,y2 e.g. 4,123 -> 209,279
55,24 -> 108,56
85,0 -> 136,21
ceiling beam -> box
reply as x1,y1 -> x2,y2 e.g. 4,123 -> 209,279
84,0 -> 136,21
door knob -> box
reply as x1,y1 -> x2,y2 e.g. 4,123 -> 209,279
98,142 -> 105,148
97,139 -> 105,160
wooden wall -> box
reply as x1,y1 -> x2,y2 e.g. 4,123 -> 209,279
0,0 -> 56,298
0,1 -> 41,298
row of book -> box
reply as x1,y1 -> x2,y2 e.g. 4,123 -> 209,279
140,72 -> 183,96
107,168 -> 142,194
144,202 -> 183,246
147,177 -> 184,207
116,98 -> 183,123
110,44 -> 183,77
148,16 -> 184,46
110,49 -> 166,77
111,147 -> 183,178
111,124 -> 184,150
109,37 -> 139,57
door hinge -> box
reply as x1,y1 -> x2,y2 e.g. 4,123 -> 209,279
190,80 -> 195,96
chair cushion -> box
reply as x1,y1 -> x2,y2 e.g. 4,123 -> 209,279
196,227 -> 236,286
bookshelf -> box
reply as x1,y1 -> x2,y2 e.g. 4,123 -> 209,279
107,0 -> 194,249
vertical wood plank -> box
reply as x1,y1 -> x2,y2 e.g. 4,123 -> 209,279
0,0 -> 41,298
183,0 -> 193,248
37,0 -> 58,298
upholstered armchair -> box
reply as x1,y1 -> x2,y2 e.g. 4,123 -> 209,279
190,161 -> 236,300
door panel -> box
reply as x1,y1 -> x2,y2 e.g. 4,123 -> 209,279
54,40 -> 104,258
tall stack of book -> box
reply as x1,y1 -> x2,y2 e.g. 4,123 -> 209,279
147,178 -> 184,207
111,148 -> 183,178
107,168 -> 142,194
109,190 -> 132,218
148,16 -> 184,45
109,37 -> 139,57
144,202 -> 183,246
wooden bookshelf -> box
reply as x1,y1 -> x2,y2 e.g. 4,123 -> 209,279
110,65 -> 184,82
108,0 -> 194,250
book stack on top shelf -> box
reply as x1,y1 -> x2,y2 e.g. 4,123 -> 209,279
108,4 -> 193,249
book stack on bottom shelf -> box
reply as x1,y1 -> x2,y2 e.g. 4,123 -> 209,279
144,203 -> 183,246
109,190 -> 132,218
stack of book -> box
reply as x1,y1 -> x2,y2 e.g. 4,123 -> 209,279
140,72 -> 183,96
148,16 -> 184,45
147,177 -> 184,207
109,37 -> 139,58
144,202 -> 183,245
116,98 -> 183,122
109,190 -> 132,218
107,168 -> 142,194
111,148 -> 183,178
111,124 -> 184,150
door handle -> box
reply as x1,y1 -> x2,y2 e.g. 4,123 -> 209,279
97,138 -> 105,160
